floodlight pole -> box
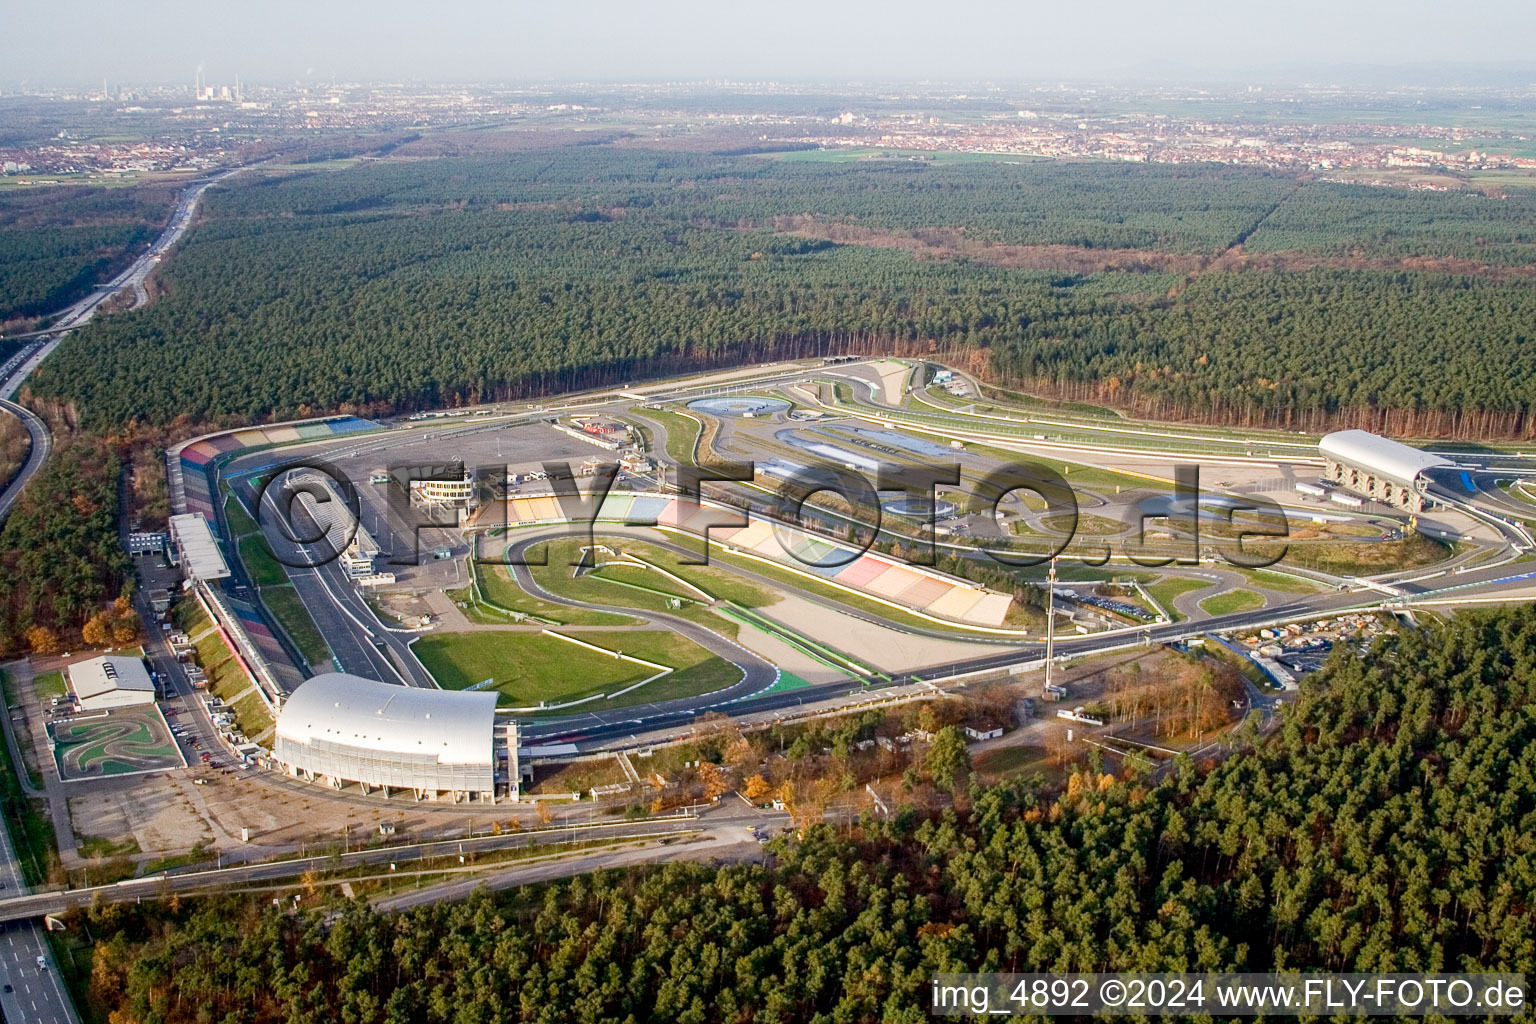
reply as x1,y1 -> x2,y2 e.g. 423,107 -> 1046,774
1044,556 -> 1057,693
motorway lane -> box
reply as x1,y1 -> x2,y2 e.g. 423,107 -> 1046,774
0,400 -> 49,524
11,167 -> 239,342
1,166 -> 246,529
0,766 -> 78,1024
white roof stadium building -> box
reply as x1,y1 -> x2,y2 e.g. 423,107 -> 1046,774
1319,430 -> 1453,512
272,673 -> 516,802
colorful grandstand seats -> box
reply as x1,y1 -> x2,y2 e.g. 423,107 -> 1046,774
174,417 -> 379,523
494,490 -> 1014,627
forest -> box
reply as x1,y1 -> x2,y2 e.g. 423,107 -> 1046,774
0,407 -> 28,492
23,148 -> 1536,436
77,604 -> 1536,1023
0,183 -> 175,324
0,439 -> 131,654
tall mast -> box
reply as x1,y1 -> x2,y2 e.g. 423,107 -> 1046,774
1044,555 -> 1056,692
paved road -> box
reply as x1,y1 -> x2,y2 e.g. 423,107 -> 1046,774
519,553 -> 1536,750
255,482 -> 434,686
0,168 -> 251,1024
0,811 -> 783,924
0,400 -> 49,531
198,384 -> 1536,752
0,662 -> 79,871
503,530 -> 779,694
0,754 -> 78,1024
371,826 -> 764,914
163,355 -> 1536,756
0,167 -> 245,527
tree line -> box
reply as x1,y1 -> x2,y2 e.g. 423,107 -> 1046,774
0,183 -> 176,325
0,439 -> 131,655
23,149 -> 1536,436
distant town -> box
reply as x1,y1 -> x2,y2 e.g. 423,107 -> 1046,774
2,77 -> 1535,185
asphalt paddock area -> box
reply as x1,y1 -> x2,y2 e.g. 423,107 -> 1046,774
52,705 -> 183,781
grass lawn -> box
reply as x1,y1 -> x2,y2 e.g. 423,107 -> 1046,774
75,833 -> 141,860
1040,512 -> 1126,537
413,629 -> 740,710
528,537 -> 781,611
591,563 -> 699,602
1199,589 -> 1267,617
193,625 -> 274,738
470,556 -> 635,626
232,690 -> 274,738
173,595 -> 211,635
974,743 -> 1049,780
259,586 -> 333,669
224,494 -> 260,537
943,435 -> 1171,491
468,538 -> 760,640
627,408 -> 702,465
1235,567 -> 1328,594
238,533 -> 289,587
1263,533 -> 1451,577
1144,576 -> 1211,622
33,670 -> 67,700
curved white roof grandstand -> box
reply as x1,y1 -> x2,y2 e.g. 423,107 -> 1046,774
273,673 -> 497,794
1318,430 -> 1452,490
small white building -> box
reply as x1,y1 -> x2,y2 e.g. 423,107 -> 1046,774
68,656 -> 155,711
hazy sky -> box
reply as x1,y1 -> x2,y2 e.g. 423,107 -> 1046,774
6,0 -> 1535,87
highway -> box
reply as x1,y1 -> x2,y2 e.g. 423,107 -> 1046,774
0,769 -> 78,1024
0,168 -> 250,1024
0,399 -> 49,524
0,166 -> 244,510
